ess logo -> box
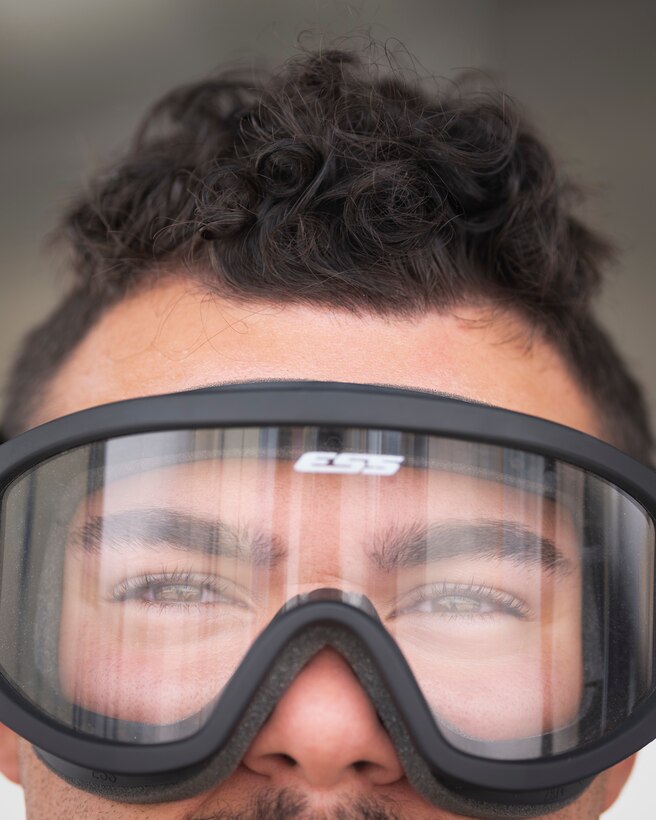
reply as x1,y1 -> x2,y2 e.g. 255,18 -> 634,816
294,452 -> 405,476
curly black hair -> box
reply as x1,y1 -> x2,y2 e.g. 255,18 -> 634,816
2,45 -> 652,461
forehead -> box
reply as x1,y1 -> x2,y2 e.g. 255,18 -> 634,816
33,278 -> 602,439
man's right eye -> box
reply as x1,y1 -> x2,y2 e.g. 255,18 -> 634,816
111,571 -> 249,610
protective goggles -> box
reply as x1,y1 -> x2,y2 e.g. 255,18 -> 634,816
0,381 -> 655,818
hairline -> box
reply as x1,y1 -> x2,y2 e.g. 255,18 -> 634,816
12,279 -> 611,448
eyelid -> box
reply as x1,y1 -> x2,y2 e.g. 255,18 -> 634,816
385,580 -> 531,620
112,570 -> 216,599
110,569 -> 252,609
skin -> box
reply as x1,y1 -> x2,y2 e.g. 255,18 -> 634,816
0,278 -> 637,818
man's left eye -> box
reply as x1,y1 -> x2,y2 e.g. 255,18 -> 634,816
413,593 -> 497,615
387,582 -> 529,621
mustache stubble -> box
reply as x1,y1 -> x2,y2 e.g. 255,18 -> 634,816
190,786 -> 410,820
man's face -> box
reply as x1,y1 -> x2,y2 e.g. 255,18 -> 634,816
12,278 -> 634,818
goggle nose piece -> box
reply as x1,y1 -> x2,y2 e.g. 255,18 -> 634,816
275,587 -> 381,621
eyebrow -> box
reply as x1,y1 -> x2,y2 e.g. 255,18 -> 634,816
71,509 -> 572,576
368,519 -> 572,575
71,509 -> 286,566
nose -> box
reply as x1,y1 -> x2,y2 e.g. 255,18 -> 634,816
242,648 -> 405,790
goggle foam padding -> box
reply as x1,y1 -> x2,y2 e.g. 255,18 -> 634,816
36,625 -> 587,818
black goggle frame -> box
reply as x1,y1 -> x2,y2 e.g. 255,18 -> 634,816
0,381 -> 654,815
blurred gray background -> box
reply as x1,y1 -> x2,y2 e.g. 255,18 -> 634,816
1,0 -> 655,428
0,3 -> 655,817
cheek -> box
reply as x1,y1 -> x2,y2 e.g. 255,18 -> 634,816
58,619 -> 252,725
19,741 -> 197,819
401,637 -> 584,742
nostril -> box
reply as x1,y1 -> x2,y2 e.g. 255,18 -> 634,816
259,752 -> 298,773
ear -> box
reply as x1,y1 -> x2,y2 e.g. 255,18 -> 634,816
601,753 -> 637,812
0,723 -> 21,784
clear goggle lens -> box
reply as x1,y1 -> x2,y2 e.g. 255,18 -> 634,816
1,426 -> 653,760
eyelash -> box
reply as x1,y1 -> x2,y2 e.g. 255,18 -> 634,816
110,571 -> 530,622
111,569 -> 244,613
387,580 -> 531,621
